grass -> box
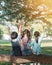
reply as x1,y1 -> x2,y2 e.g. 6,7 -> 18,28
0,40 -> 10,44
41,47 -> 52,55
0,40 -> 52,65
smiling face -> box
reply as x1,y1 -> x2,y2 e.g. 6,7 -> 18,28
22,29 -> 31,44
11,32 -> 18,39
23,34 -> 29,43
34,31 -> 40,43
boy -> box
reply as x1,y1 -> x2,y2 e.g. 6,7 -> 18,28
28,31 -> 45,65
11,32 -> 22,65
31,31 -> 44,55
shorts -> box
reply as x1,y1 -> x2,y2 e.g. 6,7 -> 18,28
12,46 -> 22,56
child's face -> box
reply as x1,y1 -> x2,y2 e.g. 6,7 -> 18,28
23,34 -> 28,43
35,36 -> 38,40
11,32 -> 18,39
34,36 -> 39,43
24,34 -> 28,40
34,31 -> 40,43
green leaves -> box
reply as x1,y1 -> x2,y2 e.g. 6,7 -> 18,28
0,0 -> 52,29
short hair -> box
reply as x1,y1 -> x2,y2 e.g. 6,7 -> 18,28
21,29 -> 31,40
11,32 -> 18,39
34,31 -> 40,37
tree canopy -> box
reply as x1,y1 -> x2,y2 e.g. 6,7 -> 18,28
0,0 -> 52,28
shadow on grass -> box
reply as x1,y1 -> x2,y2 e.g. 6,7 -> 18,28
0,46 -> 11,55
0,46 -> 52,65
41,47 -> 52,55
0,46 -> 52,55
0,62 -> 12,65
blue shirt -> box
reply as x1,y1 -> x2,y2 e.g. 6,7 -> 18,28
28,33 -> 44,55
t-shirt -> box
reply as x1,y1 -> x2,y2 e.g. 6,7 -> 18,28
22,39 -> 32,55
11,38 -> 20,47
28,33 -> 44,55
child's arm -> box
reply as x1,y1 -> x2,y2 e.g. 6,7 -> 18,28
29,39 -> 36,54
38,26 -> 46,44
18,20 -> 24,41
38,33 -> 44,44
20,39 -> 24,51
38,31 -> 46,44
18,20 -> 24,35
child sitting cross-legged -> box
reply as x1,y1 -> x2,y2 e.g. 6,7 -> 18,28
28,31 -> 45,65
11,32 -> 22,65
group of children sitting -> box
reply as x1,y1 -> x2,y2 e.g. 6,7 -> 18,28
11,29 -> 44,62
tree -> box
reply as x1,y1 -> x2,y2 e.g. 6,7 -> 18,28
0,0 -> 52,30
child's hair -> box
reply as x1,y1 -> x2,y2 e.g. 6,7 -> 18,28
21,29 -> 31,41
34,31 -> 40,37
11,32 -> 18,39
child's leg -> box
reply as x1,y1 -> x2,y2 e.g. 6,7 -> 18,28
12,63 -> 16,65
37,63 -> 40,65
30,63 -> 34,65
33,63 -> 36,65
34,62 -> 40,65
20,64 -> 26,65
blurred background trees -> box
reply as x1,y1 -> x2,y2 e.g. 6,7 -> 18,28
0,28 -> 3,39
0,0 -> 52,38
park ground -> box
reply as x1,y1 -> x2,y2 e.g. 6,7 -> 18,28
0,40 -> 52,65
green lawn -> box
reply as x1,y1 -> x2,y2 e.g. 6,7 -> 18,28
0,40 -> 52,65
0,40 -> 10,44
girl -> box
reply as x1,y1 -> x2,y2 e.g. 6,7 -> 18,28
19,29 -> 32,65
11,32 -> 22,65
21,29 -> 32,55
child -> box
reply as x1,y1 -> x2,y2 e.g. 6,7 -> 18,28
21,29 -> 32,55
17,29 -> 32,65
11,32 -> 22,65
28,31 -> 45,65
31,31 -> 44,55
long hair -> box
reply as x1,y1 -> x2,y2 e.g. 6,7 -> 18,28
21,29 -> 31,41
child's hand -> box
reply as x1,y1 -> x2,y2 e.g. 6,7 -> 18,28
28,46 -> 32,50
